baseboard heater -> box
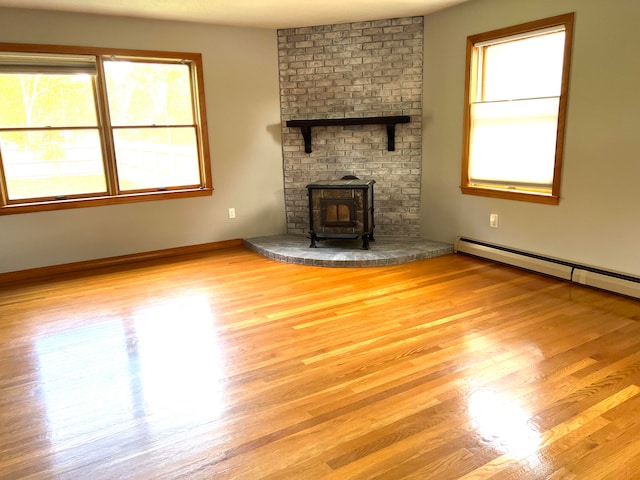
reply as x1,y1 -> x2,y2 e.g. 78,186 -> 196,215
454,237 -> 640,300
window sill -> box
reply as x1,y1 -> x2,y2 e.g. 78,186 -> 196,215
460,185 -> 559,205
0,187 -> 213,216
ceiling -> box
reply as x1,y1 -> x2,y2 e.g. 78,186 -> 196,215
0,0 -> 470,29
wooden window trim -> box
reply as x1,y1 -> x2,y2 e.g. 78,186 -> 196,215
0,43 -> 213,216
460,13 -> 575,205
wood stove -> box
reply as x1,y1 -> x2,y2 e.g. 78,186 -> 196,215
306,178 -> 375,250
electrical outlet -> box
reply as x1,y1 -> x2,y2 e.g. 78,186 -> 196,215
228,207 -> 236,219
490,213 -> 499,228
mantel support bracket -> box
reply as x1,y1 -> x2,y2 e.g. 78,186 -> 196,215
301,126 -> 312,154
386,124 -> 396,151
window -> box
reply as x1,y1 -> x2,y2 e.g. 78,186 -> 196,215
461,13 -> 574,204
0,44 -> 212,215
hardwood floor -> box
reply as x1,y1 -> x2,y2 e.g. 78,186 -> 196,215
1,247 -> 640,479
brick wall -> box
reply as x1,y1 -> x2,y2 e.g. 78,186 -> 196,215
278,16 -> 424,237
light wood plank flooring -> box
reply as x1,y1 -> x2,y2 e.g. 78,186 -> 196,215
1,247 -> 640,479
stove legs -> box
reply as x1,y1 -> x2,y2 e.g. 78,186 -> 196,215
361,233 -> 376,250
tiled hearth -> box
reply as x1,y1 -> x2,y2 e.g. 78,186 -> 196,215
243,234 -> 453,268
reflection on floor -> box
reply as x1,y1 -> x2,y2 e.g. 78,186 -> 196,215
243,234 -> 453,267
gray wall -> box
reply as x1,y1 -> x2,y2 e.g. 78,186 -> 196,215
278,17 -> 423,236
0,7 -> 285,274
421,0 -> 640,276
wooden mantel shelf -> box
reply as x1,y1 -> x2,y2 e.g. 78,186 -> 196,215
285,115 -> 410,153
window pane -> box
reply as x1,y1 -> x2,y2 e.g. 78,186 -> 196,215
469,97 -> 559,188
0,73 -> 97,128
482,31 -> 565,101
104,61 -> 194,126
113,127 -> 200,191
1,130 -> 106,200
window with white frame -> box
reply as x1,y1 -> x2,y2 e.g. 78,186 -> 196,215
0,44 -> 212,215
461,13 -> 574,204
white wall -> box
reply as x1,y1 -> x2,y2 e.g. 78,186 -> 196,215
0,7 -> 285,274
422,0 -> 640,276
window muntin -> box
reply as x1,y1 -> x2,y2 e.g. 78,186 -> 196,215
0,45 -> 211,215
461,14 -> 574,204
